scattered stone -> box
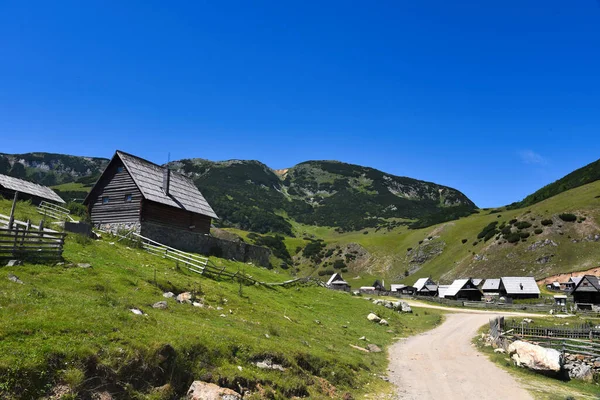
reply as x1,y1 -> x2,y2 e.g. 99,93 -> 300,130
216,306 -> 224,311
6,260 -> 21,267
152,301 -> 168,309
163,292 -> 175,298
187,381 -> 242,400
568,363 -> 594,382
522,318 -> 533,324
219,314 -> 227,318
237,366 -> 243,371
8,274 -> 24,284
400,301 -> 412,313
314,320 -> 321,324
367,313 -> 381,322
91,391 -> 113,400
379,319 -> 389,326
130,308 -> 144,315
264,334 -> 270,339
367,344 -> 382,353
527,239 -> 558,251
193,302 -> 204,308
359,336 -> 366,340
255,359 -> 286,372
77,263 -> 92,269
176,292 -> 193,304
494,348 -> 506,354
508,341 -> 562,372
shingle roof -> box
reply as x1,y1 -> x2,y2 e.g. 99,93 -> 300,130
573,275 -> 600,292
569,276 -> 583,285
0,173 -> 65,203
482,279 -> 500,291
327,273 -> 344,286
500,277 -> 540,295
390,284 -> 407,291
444,279 -> 476,297
438,285 -> 451,298
414,277 -> 432,292
472,279 -> 483,286
117,151 -> 218,219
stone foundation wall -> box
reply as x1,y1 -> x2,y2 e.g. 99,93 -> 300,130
96,222 -> 141,235
140,221 -> 271,267
564,352 -> 600,382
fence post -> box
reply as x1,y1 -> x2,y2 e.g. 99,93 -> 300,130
12,225 -> 19,258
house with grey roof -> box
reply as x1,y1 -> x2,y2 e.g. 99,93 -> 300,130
327,273 -> 350,292
571,275 -> 600,310
390,284 -> 416,295
0,173 -> 65,204
563,276 -> 584,291
413,277 -> 438,296
481,278 -> 501,294
84,150 -> 217,236
443,278 -> 482,301
498,277 -> 540,299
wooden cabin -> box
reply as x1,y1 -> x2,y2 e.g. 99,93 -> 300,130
413,277 -> 438,296
372,280 -> 385,291
571,275 -> 600,310
481,278 -> 500,294
498,277 -> 540,300
326,273 -> 350,292
390,284 -> 416,295
0,173 -> 65,205
84,151 -> 217,235
443,278 -> 482,301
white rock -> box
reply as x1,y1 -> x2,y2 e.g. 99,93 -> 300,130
163,292 -> 175,298
367,313 -> 381,322
508,341 -> 562,372
130,308 -> 144,315
379,319 -> 389,326
176,292 -> 193,304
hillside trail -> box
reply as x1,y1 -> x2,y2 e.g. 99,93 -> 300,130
387,301 -> 545,400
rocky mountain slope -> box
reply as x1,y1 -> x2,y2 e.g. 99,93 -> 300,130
170,158 -> 477,234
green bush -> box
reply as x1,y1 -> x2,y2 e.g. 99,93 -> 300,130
504,233 -> 521,243
333,260 -> 347,269
519,232 -> 530,239
534,228 -> 543,234
509,219 -> 517,225
559,213 -> 577,222
541,219 -> 553,226
477,221 -> 498,239
461,239 -> 468,244
501,226 -> 512,235
515,221 -> 532,230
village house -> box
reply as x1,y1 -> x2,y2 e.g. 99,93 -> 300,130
372,280 -> 385,291
442,278 -> 483,301
84,150 -> 218,235
390,284 -> 416,295
570,275 -> 600,311
498,277 -> 540,299
326,273 -> 350,292
481,278 -> 500,295
0,173 -> 65,205
563,276 -> 583,292
437,284 -> 450,298
413,277 -> 438,296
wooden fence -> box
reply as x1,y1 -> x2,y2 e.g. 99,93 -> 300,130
506,321 -> 600,340
0,225 -> 66,262
37,201 -> 74,222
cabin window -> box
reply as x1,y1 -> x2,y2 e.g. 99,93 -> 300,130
102,196 -> 109,204
116,166 -> 124,173
124,194 -> 133,202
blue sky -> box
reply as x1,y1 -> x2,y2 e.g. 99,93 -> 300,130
1,1 -> 599,208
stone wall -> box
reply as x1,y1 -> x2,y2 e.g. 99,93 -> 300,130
95,222 -> 141,235
140,221 -> 271,267
564,352 -> 600,382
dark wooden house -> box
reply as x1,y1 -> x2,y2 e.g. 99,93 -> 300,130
0,173 -> 65,205
443,278 -> 482,301
571,275 -> 600,309
413,277 -> 438,296
498,277 -> 540,300
326,273 -> 350,292
84,151 -> 218,234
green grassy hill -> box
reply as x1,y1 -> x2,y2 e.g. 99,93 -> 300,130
0,201 -> 441,400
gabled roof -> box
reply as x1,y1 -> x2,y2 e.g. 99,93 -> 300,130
424,284 -> 438,292
86,151 -> 218,219
472,278 -> 483,286
445,279 -> 481,297
500,277 -> 540,295
482,279 -> 500,291
0,173 -> 65,204
438,285 -> 451,298
413,277 -> 434,292
569,276 -> 583,285
327,273 -> 345,286
572,275 -> 600,292
390,284 -> 407,291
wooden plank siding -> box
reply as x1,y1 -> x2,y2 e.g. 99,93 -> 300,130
142,201 -> 211,233
88,160 -> 143,224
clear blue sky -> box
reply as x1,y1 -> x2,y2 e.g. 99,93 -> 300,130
1,1 -> 599,208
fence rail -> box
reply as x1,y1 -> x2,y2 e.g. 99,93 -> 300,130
37,201 -> 75,222
0,226 -> 66,262
506,321 -> 600,340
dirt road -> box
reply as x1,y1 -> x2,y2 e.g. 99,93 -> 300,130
387,303 -> 535,400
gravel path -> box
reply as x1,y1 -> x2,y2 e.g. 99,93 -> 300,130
387,303 -> 536,400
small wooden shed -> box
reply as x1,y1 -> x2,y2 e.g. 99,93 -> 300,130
571,275 -> 600,309
443,278 -> 482,301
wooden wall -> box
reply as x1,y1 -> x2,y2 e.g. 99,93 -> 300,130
142,200 -> 211,234
89,160 -> 143,224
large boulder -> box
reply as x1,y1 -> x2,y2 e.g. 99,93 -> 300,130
400,301 -> 412,313
187,381 -> 241,400
177,292 -> 193,304
508,341 -> 562,372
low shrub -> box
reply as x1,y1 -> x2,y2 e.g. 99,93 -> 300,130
559,213 -> 577,222
541,219 -> 553,226
461,239 -> 468,244
515,221 -> 532,230
534,228 -> 543,234
520,232 -> 530,239
504,233 -> 521,243
509,219 -> 517,225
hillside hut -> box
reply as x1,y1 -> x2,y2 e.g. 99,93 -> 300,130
413,277 -> 438,296
390,284 -> 416,295
571,275 -> 600,310
498,277 -> 540,299
326,273 -> 350,292
443,278 -> 482,301
84,151 -> 217,237
563,276 -> 583,292
372,280 -> 385,291
481,279 -> 500,294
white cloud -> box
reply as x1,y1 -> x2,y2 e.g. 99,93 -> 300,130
518,150 -> 547,165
